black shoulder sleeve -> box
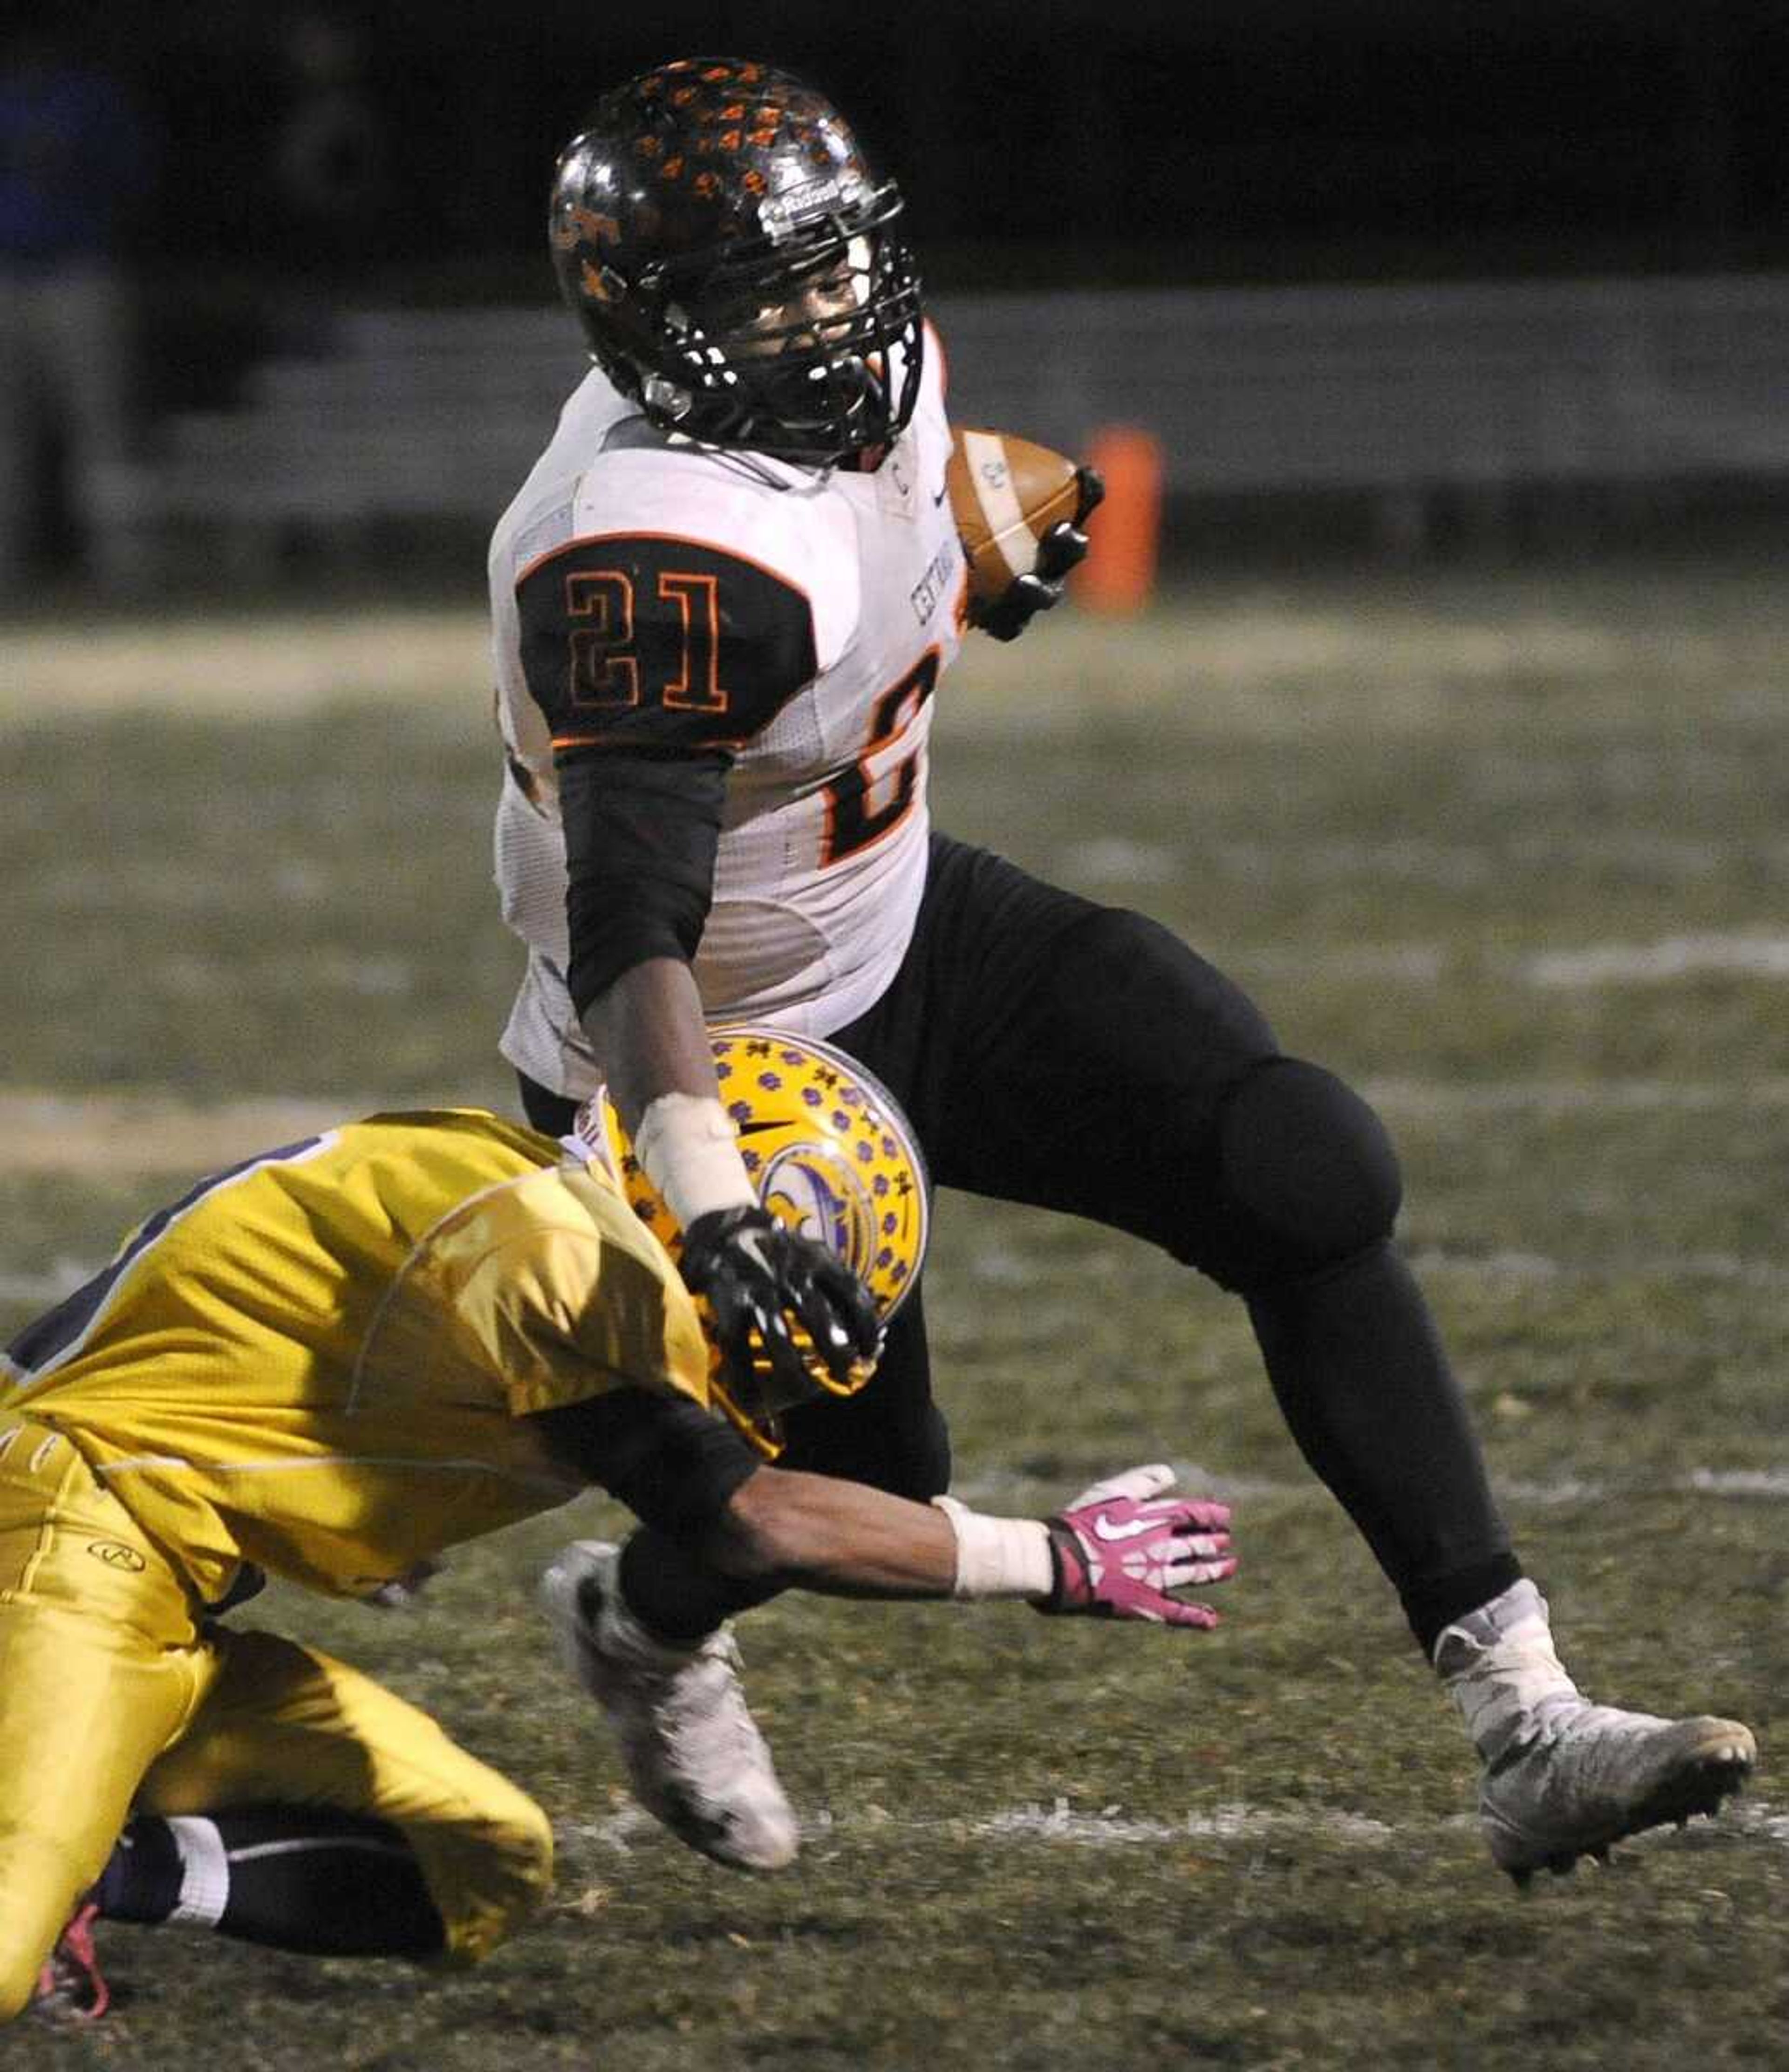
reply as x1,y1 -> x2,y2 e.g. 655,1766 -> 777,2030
527,1386 -> 761,1540
559,746 -> 729,1013
515,532 -> 818,754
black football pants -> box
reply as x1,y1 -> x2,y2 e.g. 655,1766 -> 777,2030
523,832 -> 1519,1653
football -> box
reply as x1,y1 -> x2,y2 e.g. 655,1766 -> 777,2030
945,427 -> 1082,607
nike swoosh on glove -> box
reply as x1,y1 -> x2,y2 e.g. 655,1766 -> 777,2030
1035,1463 -> 1235,1628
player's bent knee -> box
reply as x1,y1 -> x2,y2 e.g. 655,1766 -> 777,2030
413,1780 -> 555,1967
469,1791 -> 555,1955
1209,1057 -> 1402,1288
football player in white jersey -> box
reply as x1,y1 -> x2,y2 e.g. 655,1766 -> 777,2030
489,56 -> 1755,1887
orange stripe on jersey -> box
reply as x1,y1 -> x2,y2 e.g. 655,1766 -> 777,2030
548,729 -> 758,753
512,529 -> 817,644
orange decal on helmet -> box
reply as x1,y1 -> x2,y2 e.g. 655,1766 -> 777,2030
551,203 -> 620,251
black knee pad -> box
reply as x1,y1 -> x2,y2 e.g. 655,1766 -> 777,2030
1209,1057 -> 1402,1288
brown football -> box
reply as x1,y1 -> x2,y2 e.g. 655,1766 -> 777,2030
945,427 -> 1081,607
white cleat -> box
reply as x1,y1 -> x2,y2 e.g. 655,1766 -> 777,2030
1434,1574 -> 1758,1889
1476,1704 -> 1756,1884
540,1540 -> 799,1872
1434,1579 -> 1756,1883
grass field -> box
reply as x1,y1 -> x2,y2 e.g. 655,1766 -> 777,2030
4,556 -> 1789,2069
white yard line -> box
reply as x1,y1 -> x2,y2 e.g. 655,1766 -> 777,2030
1366,1076 -> 1789,1113
972,1799 -> 1398,1847
967,1237 -> 1789,1295
0,611 -> 489,722
1686,1467 -> 1789,1500
0,1091 -> 479,1175
0,1261 -> 101,1306
972,1796 -> 1788,1854
0,1069 -> 1777,1180
1522,932 -> 1789,987
1406,1246 -> 1789,1289
561,1795 -> 1788,1859
11,1077 -> 1779,1186
1227,936 -> 1789,992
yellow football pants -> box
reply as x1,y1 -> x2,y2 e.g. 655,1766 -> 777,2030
0,1419 -> 552,2021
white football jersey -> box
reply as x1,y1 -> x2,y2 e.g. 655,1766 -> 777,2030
489,331 -> 965,1100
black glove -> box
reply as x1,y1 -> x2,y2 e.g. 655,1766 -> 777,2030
678,1204 -> 882,1410
970,465 -> 1105,642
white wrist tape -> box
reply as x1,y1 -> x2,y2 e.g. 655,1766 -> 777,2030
633,1093 -> 756,1229
931,1496 -> 1055,1601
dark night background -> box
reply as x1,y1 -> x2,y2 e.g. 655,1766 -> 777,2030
7,0 -> 1786,581
51,0 -> 1789,294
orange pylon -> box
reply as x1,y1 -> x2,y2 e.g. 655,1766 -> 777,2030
1078,425 -> 1164,616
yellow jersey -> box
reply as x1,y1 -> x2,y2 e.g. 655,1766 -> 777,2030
0,1111 -> 712,1603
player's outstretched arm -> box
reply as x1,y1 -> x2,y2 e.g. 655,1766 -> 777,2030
704,1461 -> 1235,1627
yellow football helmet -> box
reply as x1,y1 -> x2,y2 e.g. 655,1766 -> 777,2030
596,1027 -> 929,1455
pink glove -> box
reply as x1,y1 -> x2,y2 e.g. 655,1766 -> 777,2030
1036,1463 -> 1235,1628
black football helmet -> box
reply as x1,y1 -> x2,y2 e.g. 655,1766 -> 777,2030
548,57 -> 924,464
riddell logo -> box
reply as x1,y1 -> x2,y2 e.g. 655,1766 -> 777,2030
87,1540 -> 146,1572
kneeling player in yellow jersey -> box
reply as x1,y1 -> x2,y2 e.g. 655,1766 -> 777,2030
2,1104 -> 1236,2025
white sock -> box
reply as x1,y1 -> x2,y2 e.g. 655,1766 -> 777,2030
165,1815 -> 231,1927
1433,1579 -> 1583,1759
